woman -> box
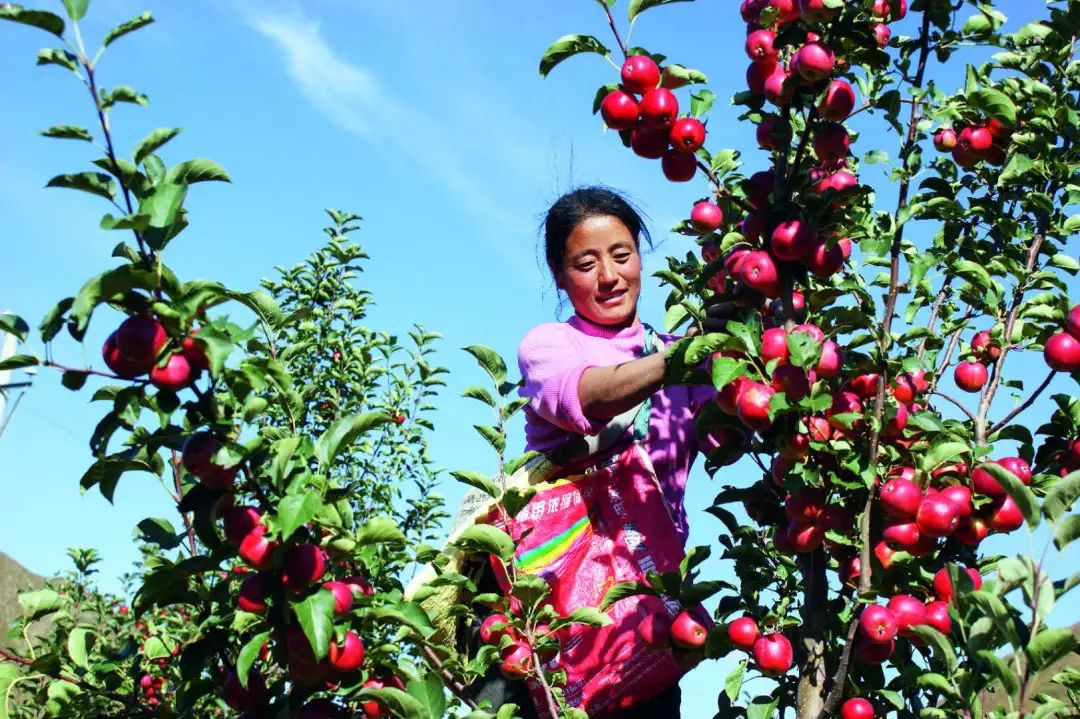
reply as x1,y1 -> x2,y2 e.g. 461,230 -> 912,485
511,186 -> 716,716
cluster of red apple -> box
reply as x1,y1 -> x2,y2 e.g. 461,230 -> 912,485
726,615 -> 793,675
214,502 -> 393,717
101,315 -> 207,391
599,54 -> 706,182
634,607 -> 712,668
932,117 -> 1012,168
478,611 -> 559,679
138,672 -> 167,708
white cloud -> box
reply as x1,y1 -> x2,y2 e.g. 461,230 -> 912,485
246,11 -> 537,279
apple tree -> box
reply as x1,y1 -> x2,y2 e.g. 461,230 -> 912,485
537,0 -> 1080,717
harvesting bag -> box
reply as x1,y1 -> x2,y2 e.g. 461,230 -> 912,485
485,441 -> 693,718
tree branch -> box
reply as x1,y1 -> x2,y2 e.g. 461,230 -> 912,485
931,390 -> 977,423
988,369 -> 1055,437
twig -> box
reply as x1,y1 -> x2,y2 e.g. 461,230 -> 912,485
917,276 -> 954,359
931,390 -> 977,423
0,647 -> 33,666
987,370 -> 1055,436
601,3 -> 629,59
420,645 -> 478,709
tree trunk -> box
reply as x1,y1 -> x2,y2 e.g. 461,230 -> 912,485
797,551 -> 828,718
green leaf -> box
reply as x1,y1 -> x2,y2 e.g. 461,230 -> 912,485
967,88 -> 1017,128
406,672 -> 447,719
0,354 -> 39,371
1050,254 -> 1080,274
66,626 -> 93,669
166,158 -> 230,184
36,48 -> 78,71
18,589 -> 61,621
463,345 -> 507,387
453,525 -> 515,560
916,672 -> 956,695
40,125 -> 91,142
976,649 -> 1020,696
689,89 -> 715,118
136,518 -> 180,550
1025,628 -> 1077,673
101,85 -> 148,108
555,607 -> 612,630
0,313 -> 29,342
461,385 -> 496,407
0,5 -> 65,36
69,265 -> 158,338
473,424 -> 506,455
910,625 -> 957,673
103,11 -> 153,47
1044,470 -> 1080,521
600,581 -> 656,610
315,412 -> 390,465
1054,515 -> 1080,552
450,470 -> 500,499
61,0 -> 86,20
977,462 -> 1039,529
293,589 -> 336,661
711,355 -> 748,390
142,636 -> 170,660
277,493 -> 321,542
355,517 -> 406,547
747,696 -> 780,719
627,0 -> 693,21
371,601 -> 436,639
724,659 -> 745,701
46,172 -> 116,201
134,127 -> 182,166
356,687 -> 428,719
538,34 -> 610,77
921,441 -> 972,473
236,630 -> 270,687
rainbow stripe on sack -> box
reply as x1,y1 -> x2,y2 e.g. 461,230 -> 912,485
516,513 -> 591,573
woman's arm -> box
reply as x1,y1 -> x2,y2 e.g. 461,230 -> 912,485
578,352 -> 666,421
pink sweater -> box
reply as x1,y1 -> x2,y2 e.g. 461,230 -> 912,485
517,315 -> 714,541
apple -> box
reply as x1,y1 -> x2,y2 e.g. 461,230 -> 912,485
737,381 -> 776,430
770,219 -> 814,262
818,79 -> 856,121
773,364 -> 811,401
1067,304 -> 1080,339
637,612 -> 673,650
630,126 -> 670,159
181,333 -> 209,371
1044,331 -> 1080,372
727,616 -> 760,650
799,0 -> 840,22
479,613 -> 512,645
792,40 -> 835,82
971,461 -> 1006,497
971,330 -> 1000,360
872,0 -> 907,21
745,170 -> 775,209
739,251 -> 781,297
955,516 -> 990,546
794,323 -> 825,342
223,669 -> 266,710
999,456 -> 1032,484
116,315 -> 168,365
764,65 -> 794,106
238,528 -> 276,570
855,636 -> 894,663
859,604 -> 898,644
787,521 -> 825,553
742,0 -> 769,23
818,505 -> 849,532
960,126 -> 993,152
716,375 -> 750,415
752,633 -> 793,675
102,332 -> 151,377
690,201 -> 723,233
761,327 -> 790,364
841,698 -> 875,719
882,519 -> 920,549
826,390 -> 863,430
282,543 -> 326,592
886,595 -> 926,636
361,676 -> 405,718
924,600 -> 952,634
813,122 -> 849,162
953,144 -> 980,168
805,238 -> 846,277
839,555 -> 860,585
770,0 -> 802,24
328,630 -> 365,672
670,117 -> 706,153
323,581 -> 354,615
600,90 -> 639,131
746,60 -> 776,96
934,128 -> 957,151
499,640 -> 534,679
671,609 -> 709,649
816,341 -> 842,377
916,495 -> 960,538
638,88 -> 679,129
986,495 -> 1024,532
745,28 -> 778,62
938,485 -> 973,518
757,115 -> 793,151
740,213 -> 766,242
873,22 -> 891,46
223,506 -> 262,545
238,573 -> 269,614
772,525 -> 798,555
784,487 -> 826,523
181,433 -> 237,490
620,55 -> 660,94
661,150 -> 697,182
150,352 -> 194,391
954,360 -> 988,392
932,565 -> 982,601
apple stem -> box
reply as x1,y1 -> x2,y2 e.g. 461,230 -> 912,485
601,3 -> 629,60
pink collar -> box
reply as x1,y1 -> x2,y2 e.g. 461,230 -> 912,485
569,314 -> 644,341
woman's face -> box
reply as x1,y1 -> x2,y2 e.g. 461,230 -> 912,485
556,214 -> 642,328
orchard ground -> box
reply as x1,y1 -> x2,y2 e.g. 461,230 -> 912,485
1,1 -> 1079,717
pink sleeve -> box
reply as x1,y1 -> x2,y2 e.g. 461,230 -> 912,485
517,325 -> 604,436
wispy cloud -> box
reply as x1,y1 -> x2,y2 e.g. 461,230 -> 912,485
245,11 -> 537,279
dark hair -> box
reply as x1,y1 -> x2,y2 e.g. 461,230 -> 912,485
543,186 -> 652,279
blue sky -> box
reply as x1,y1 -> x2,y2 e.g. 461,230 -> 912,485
1,1 -> 1077,715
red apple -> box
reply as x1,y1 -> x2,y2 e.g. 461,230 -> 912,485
238,528 -> 276,570
859,604 -> 898,644
872,0 -> 907,21
727,616 -> 760,650
738,251 -> 781,297
745,170 -> 775,209
761,327 -> 790,364
773,364 -> 811,401
787,521 -> 825,553
499,641 -> 534,679
671,609 -> 709,649
620,55 -> 660,94
1044,331 -> 1080,372
839,555 -> 860,585
690,201 -> 723,233
887,595 -> 926,636
971,330 -> 1000,360
630,126 -> 669,159
924,600 -> 952,634
938,485 -> 973,518
954,360 -> 988,392
737,381 -> 776,430
1066,304 -> 1080,340
826,390 -> 863,429
794,323 -> 825,342
752,633 -> 793,675
771,219 -> 814,262
882,518 -> 920,549
932,565 -> 982,602
282,543 -> 326,592
855,636 -> 894,663
818,79 -> 856,121
637,612 -> 673,651
661,150 -> 697,182
873,22 -> 891,46
150,352 -> 194,391
479,613 -> 512,645
934,128 -> 957,151
116,315 -> 167,365
639,88 -> 679,129
328,630 -> 365,672
223,506 -> 262,545
841,698 -> 875,719
181,333 -> 209,371
746,60 -> 776,96
799,0 -> 840,22
600,90 -> 639,131
816,340 -> 842,377
792,41 -> 835,82
323,581 -> 354,615
716,375 -> 750,415
764,65 -> 793,107
954,516 -> 989,546
745,28 -> 778,63
238,573 -> 270,614
805,238 -> 846,277
757,115 -> 793,151
813,123 -> 850,162
784,487 -> 826,523
102,332 -> 151,377
986,495 -> 1024,532
670,117 -> 706,153
916,495 -> 960,538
